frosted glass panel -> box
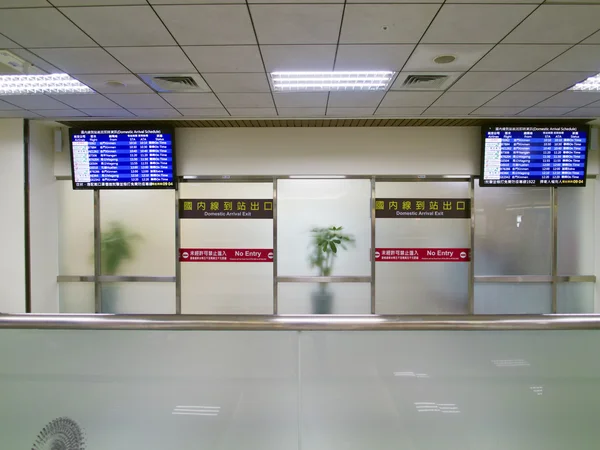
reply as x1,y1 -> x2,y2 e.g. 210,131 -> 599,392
100,282 -> 175,313
474,283 -> 551,314
59,282 -> 94,313
181,183 -> 273,314
557,181 -> 595,274
100,190 -> 175,276
278,283 -> 370,314
474,186 -> 551,275
557,283 -> 595,313
58,180 -> 94,275
376,182 -> 469,314
277,179 -> 371,277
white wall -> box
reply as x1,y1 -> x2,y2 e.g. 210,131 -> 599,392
0,119 -> 25,313
29,121 -> 59,313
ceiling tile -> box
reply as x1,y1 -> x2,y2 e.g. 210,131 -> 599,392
540,45 -> 600,72
584,31 -> 600,44
227,108 -> 278,117
31,109 -> 88,117
9,49 -> 61,74
161,93 -> 225,108
565,107 -> 600,117
105,93 -> 171,108
60,6 -> 175,47
422,5 -> 535,44
261,45 -> 336,72
154,5 -> 255,45
0,110 -> 41,118
159,92 -> 221,108
432,91 -> 498,107
470,106 -> 525,115
131,108 -> 182,118
184,46 -> 264,73
249,0 -> 343,3
71,74 -> 153,94
340,4 -> 440,44
503,6 -> 600,43
0,8 -> 95,47
485,91 -> 554,107
48,94 -> 118,109
178,108 -> 229,116
0,34 -> 20,48
508,72 -> 594,91
150,0 -> 243,3
450,72 -> 529,91
0,95 -> 72,110
326,107 -> 375,116
218,93 -> 274,108
334,44 -> 414,71
328,91 -> 386,107
380,91 -> 441,107
535,91 -> 600,107
53,1 -> 147,5
0,99 -> 20,110
374,107 -> 426,115
422,106 -> 475,115
403,44 -> 493,71
31,48 -> 128,74
107,47 -> 196,74
251,4 -> 343,45
273,93 -> 328,108
518,107 -> 575,116
277,107 -> 326,117
202,73 -> 270,93
447,0 -> 541,3
80,108 -> 133,117
0,1 -> 50,6
472,44 -> 571,71
347,0 -> 440,3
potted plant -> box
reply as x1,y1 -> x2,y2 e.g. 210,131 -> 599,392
96,221 -> 142,312
308,226 -> 355,314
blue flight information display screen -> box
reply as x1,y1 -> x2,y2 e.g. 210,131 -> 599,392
481,125 -> 588,187
70,128 -> 175,189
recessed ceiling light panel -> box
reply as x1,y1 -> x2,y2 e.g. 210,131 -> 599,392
570,73 -> 600,92
270,71 -> 395,92
0,74 -> 93,95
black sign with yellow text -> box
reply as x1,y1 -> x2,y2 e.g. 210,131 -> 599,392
376,198 -> 471,219
179,199 -> 274,219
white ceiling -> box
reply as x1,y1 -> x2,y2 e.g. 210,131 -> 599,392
0,1 -> 599,120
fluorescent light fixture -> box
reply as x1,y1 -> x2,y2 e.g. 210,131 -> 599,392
0,74 -> 93,95
414,402 -> 460,414
289,175 -> 346,179
492,359 -> 530,367
270,71 -> 395,92
172,405 -> 220,417
570,73 -> 600,91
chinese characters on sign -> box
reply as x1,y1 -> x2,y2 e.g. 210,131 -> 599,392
376,248 -> 471,262
180,248 -> 273,262
179,199 -> 274,219
375,198 -> 471,219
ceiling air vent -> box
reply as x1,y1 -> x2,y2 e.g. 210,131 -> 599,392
139,73 -> 210,93
398,73 -> 459,91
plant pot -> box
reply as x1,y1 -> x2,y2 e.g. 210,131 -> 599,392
311,284 -> 333,314
101,284 -> 119,313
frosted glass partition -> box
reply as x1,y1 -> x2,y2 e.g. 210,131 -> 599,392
557,181 -> 595,275
2,328 -> 600,449
100,189 -> 176,276
58,282 -> 94,313
100,282 -> 176,314
277,179 -> 371,277
58,180 -> 94,275
278,283 -> 371,314
181,183 -> 273,314
557,283 -> 595,313
474,186 -> 551,276
474,283 -> 552,314
376,182 -> 470,314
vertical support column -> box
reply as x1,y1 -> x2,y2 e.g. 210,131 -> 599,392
468,177 -> 475,314
93,189 -> 101,313
370,177 -> 376,314
273,177 -> 278,315
23,119 -> 31,313
551,186 -> 558,313
175,187 -> 181,314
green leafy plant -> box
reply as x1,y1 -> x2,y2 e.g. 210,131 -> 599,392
99,221 -> 142,275
308,226 -> 355,277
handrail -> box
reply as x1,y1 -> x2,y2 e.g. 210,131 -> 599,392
1,314 -> 600,331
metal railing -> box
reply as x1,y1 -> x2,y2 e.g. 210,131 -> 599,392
1,314 -> 600,331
